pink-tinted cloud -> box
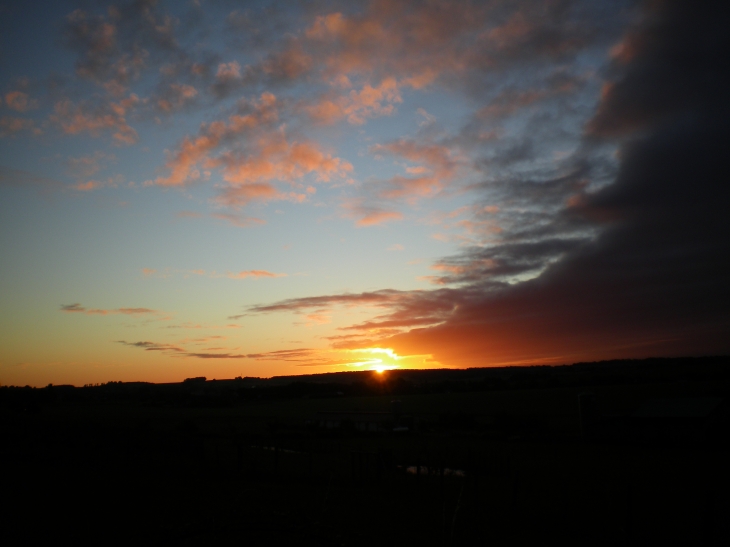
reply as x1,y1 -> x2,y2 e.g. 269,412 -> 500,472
305,77 -> 402,125
62,4 -> 176,94
262,48 -> 312,81
5,91 -> 37,112
148,92 -> 279,187
249,287 -> 462,349
217,61 -> 241,81
176,210 -> 203,219
211,213 -> 266,228
303,312 -> 331,326
0,116 -> 36,138
342,199 -> 403,227
225,270 -> 286,279
65,151 -> 114,179
51,96 -> 140,145
212,133 -> 353,207
156,83 -> 197,112
71,180 -> 105,191
359,139 -> 464,208
302,5 -> 482,83
211,60 -> 244,97
149,91 -> 352,214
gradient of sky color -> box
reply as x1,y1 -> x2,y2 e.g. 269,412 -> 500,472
1,0 -> 728,386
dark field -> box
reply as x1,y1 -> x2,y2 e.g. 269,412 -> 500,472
2,357 -> 729,545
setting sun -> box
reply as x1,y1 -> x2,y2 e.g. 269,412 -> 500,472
0,0 -> 727,387
2,0 -> 727,543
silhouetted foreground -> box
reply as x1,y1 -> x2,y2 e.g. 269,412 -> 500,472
2,356 -> 728,545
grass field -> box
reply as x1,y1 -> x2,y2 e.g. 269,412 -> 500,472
2,371 -> 728,545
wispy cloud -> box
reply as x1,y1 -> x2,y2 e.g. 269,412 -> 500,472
51,96 -> 140,145
0,116 -> 37,138
225,270 -> 286,279
342,199 -> 403,227
60,303 -> 158,316
5,91 -> 38,112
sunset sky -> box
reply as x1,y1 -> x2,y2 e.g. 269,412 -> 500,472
1,0 -> 728,386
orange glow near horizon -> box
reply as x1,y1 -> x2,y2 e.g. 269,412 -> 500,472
345,347 -> 401,373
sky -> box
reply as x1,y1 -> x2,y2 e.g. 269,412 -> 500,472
1,0 -> 728,386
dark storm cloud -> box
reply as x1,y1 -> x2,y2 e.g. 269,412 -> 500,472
251,0 -> 730,364
429,237 -> 587,285
588,0 -> 729,137
382,0 -> 730,364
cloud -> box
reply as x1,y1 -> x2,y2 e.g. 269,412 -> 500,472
342,200 -> 403,227
60,303 -> 85,313
342,138 -> 465,226
212,61 -> 244,98
225,270 -> 286,279
249,288 -> 459,342
51,96 -> 140,145
211,213 -> 266,228
0,116 -> 36,138
155,83 -> 198,112
65,151 -> 115,179
586,1 -> 723,137
117,340 -> 188,354
163,322 -> 242,330
239,0 -> 730,366
71,180 -> 105,192
262,47 -> 313,82
5,91 -> 37,112
305,77 -> 402,125
117,339 -> 328,361
147,92 -> 280,187
60,303 -> 158,316
387,244 -> 404,251
0,167 -> 61,190
176,211 -> 203,219
297,1 -> 616,96
148,92 -> 353,215
212,133 -> 354,206
319,0 -> 730,365
62,2 -> 181,94
370,139 -> 463,202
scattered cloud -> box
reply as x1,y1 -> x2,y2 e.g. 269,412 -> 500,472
176,210 -> 203,219
0,116 -> 37,138
211,213 -> 266,228
342,199 -> 403,227
225,270 -> 286,279
5,91 -> 38,112
305,77 -> 402,125
65,151 -> 115,179
51,96 -> 140,145
60,303 -> 158,316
